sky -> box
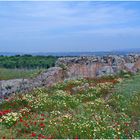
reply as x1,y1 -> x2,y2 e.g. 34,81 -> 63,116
0,1 -> 140,53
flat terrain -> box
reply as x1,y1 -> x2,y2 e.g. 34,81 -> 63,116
0,74 -> 140,139
0,68 -> 43,80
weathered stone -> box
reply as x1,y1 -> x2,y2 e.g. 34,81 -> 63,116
97,66 -> 114,77
0,67 -> 64,100
134,58 -> 140,70
56,55 -> 140,79
124,63 -> 136,72
0,79 -> 30,99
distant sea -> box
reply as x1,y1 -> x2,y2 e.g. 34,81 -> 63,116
0,50 -> 140,57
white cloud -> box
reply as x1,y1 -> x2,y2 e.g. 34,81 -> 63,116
21,2 -> 139,28
1,2 -> 139,24
0,1 -> 140,38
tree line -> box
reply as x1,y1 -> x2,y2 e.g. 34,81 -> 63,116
0,55 -> 58,69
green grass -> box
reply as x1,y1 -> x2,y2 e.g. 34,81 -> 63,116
108,73 -> 140,132
115,72 -> 140,98
0,68 -> 44,80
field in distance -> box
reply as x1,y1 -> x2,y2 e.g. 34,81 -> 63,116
0,68 -> 44,80
0,55 -> 57,80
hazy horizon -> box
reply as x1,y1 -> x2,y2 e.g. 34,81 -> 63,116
0,1 -> 140,53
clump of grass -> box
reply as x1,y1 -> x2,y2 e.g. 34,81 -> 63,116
115,72 -> 140,97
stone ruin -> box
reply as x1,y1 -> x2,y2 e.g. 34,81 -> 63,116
1,54 -> 140,100
56,54 -> 140,78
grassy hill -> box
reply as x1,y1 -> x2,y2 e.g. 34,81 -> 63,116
0,74 -> 140,139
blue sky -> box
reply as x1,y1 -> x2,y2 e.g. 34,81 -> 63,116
0,1 -> 140,53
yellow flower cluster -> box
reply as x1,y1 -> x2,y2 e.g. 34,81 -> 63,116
2,112 -> 22,127
19,107 -> 31,115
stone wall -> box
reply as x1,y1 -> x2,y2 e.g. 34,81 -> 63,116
0,67 -> 64,100
56,54 -> 140,78
134,58 -> 140,70
1,54 -> 140,99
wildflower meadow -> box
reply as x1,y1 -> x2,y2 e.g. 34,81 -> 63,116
0,75 -> 140,139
